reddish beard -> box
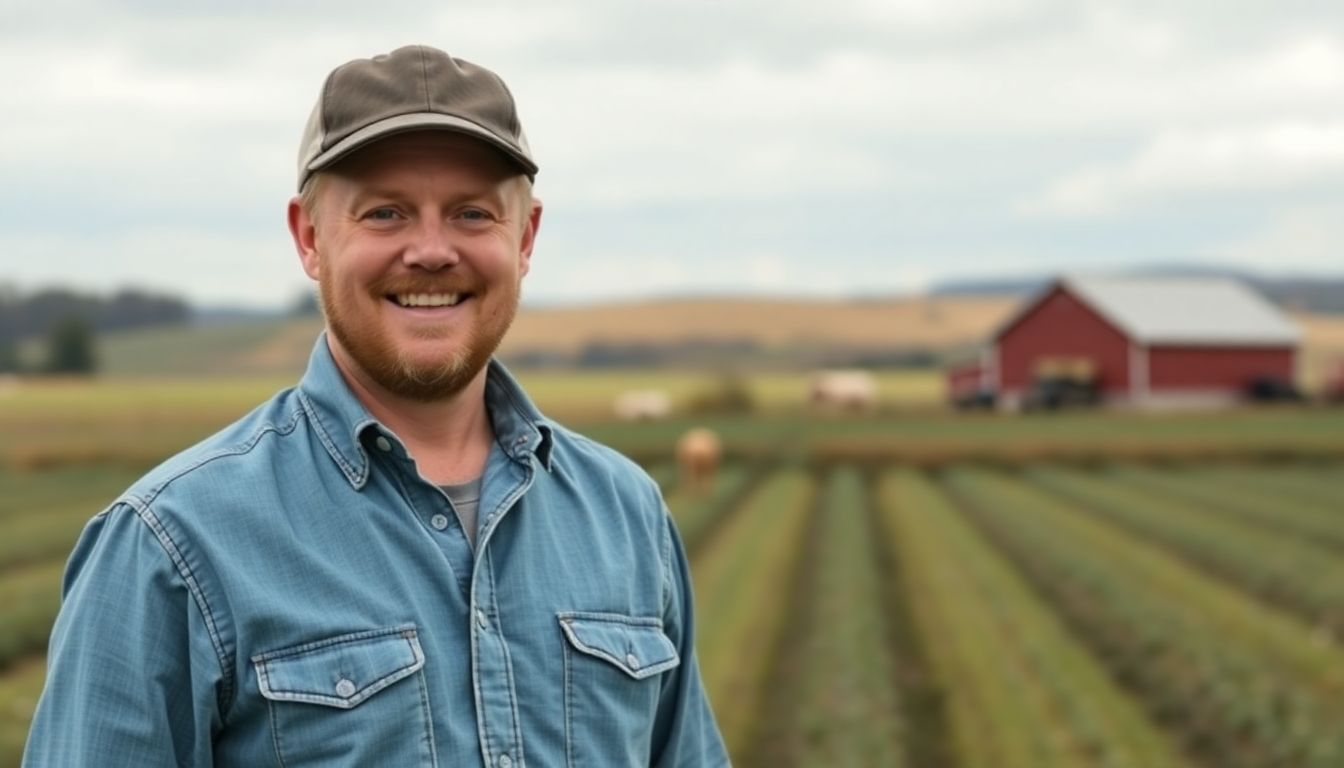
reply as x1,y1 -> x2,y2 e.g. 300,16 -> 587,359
320,273 -> 520,402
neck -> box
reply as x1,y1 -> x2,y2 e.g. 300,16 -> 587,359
328,338 -> 494,485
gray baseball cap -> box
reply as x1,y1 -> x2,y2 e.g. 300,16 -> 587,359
296,45 -> 538,192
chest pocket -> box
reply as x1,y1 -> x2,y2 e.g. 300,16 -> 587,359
252,625 -> 437,768
558,612 -> 680,766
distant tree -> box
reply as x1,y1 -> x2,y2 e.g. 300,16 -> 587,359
2,285 -> 190,342
0,337 -> 20,373
45,315 -> 97,375
103,288 -> 190,330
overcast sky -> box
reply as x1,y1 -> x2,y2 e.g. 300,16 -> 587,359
3,1 -> 1342,309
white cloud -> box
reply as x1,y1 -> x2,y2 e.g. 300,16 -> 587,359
4,1 -> 1344,311
1020,120 -> 1344,216
1208,201 -> 1344,273
849,0 -> 1053,30
1247,34 -> 1344,93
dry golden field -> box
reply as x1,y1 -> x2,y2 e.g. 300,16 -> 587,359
501,295 -> 1020,355
1294,312 -> 1344,391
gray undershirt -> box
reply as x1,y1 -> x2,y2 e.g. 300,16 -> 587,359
439,476 -> 483,549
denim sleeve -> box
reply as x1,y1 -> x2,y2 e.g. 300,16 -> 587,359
650,508 -> 730,767
23,503 -> 225,767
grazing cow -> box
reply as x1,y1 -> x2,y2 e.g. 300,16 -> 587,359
613,389 -> 672,421
808,369 -> 879,411
675,427 -> 721,496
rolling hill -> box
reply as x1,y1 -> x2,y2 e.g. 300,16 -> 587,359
89,294 -> 1344,389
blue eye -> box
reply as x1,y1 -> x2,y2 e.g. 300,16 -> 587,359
365,208 -> 400,221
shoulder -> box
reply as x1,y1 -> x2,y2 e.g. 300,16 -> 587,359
120,386 -> 308,510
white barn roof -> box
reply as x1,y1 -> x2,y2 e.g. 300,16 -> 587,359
995,275 -> 1301,346
1061,276 -> 1300,346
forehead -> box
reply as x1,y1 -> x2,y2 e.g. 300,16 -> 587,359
329,130 -> 520,185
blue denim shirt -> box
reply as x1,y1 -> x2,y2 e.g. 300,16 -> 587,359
24,337 -> 727,767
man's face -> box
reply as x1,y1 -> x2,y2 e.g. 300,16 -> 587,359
290,131 -> 541,401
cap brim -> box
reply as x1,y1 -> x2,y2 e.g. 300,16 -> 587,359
305,112 -> 538,183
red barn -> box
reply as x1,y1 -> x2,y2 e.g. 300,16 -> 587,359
948,276 -> 1301,410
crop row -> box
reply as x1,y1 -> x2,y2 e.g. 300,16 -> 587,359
0,467 -> 136,522
0,561 -> 63,673
660,463 -> 760,556
0,657 -> 46,765
945,466 -> 1344,768
1023,465 -> 1344,636
1107,464 -> 1344,552
2,458 -> 1342,768
689,467 -> 814,763
881,468 -> 1189,768
1186,463 -> 1344,510
764,468 -> 905,767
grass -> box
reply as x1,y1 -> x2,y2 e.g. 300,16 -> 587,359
94,319 -> 319,377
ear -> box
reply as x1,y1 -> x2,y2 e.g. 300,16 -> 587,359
517,197 -> 543,278
288,197 -> 321,281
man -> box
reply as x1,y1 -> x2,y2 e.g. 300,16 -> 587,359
24,45 -> 728,767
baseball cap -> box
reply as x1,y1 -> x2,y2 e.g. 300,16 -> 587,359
296,45 -> 538,192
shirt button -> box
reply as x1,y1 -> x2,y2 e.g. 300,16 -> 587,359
335,678 -> 356,698
375,436 -> 392,452
626,653 -> 640,670
430,514 -> 449,531
476,609 -> 489,630
498,754 -> 512,768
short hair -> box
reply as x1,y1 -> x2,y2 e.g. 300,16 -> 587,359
297,172 -> 327,222
298,170 -> 533,231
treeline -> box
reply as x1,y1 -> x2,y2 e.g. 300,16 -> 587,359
504,338 -> 944,369
0,285 -> 190,343
0,285 -> 192,375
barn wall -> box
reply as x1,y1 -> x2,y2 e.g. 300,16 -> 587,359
997,286 -> 1131,394
1148,346 -> 1294,390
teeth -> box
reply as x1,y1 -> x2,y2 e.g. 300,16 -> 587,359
396,293 -> 461,307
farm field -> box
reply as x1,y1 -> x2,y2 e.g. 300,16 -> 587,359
2,376 -> 1344,766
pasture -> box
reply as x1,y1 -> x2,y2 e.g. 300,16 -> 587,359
2,371 -> 1343,766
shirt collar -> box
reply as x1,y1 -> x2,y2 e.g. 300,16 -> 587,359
296,334 -> 554,489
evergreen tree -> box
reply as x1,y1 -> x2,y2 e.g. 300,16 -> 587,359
45,315 -> 97,374
0,337 -> 19,374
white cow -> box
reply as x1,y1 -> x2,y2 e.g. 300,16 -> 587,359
613,389 -> 672,421
808,369 -> 879,411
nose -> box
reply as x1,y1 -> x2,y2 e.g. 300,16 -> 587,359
402,217 -> 460,271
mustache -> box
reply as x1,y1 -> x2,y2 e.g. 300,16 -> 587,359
372,277 -> 476,295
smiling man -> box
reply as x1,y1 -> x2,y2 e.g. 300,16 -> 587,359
24,45 -> 727,767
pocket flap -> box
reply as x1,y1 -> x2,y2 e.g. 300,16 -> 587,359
557,612 -> 680,680
251,625 -> 424,709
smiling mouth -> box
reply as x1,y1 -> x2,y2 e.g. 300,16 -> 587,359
390,292 -> 466,308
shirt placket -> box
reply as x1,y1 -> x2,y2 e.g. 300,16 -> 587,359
470,450 -> 534,768
371,431 -> 476,597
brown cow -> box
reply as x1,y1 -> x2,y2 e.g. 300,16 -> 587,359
675,427 -> 721,497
